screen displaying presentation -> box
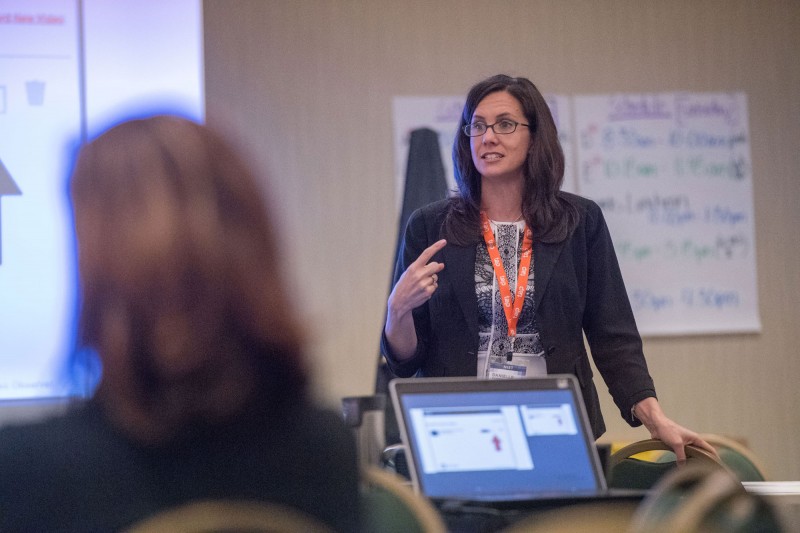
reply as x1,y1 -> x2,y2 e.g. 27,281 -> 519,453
401,389 -> 598,498
0,0 -> 203,400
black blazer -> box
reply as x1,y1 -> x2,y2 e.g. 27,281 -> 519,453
381,193 -> 656,439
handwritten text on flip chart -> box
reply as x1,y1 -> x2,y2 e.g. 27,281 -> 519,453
575,92 -> 760,335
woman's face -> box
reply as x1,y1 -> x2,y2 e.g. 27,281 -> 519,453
469,91 -> 531,184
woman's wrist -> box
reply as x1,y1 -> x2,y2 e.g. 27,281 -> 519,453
384,309 -> 417,362
631,397 -> 665,432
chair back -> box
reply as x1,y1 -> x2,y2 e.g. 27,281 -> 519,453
502,501 -> 640,532
628,464 -> 784,532
607,438 -> 724,490
381,443 -> 410,479
342,395 -> 387,468
361,465 -> 447,533
699,433 -> 768,481
123,500 -> 334,533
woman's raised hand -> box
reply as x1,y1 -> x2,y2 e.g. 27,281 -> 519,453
384,239 -> 447,360
388,239 -> 447,315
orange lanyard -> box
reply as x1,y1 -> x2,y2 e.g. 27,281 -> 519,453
480,212 -> 533,355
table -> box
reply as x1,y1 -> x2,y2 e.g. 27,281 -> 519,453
743,481 -> 800,529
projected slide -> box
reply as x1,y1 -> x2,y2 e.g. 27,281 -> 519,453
0,0 -> 81,399
0,0 -> 203,400
411,406 -> 533,474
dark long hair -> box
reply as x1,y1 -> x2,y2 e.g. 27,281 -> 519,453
443,74 -> 578,244
70,116 -> 307,442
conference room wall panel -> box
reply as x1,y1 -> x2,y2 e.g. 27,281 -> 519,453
203,0 -> 800,480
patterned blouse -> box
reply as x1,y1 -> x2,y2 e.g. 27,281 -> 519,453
475,220 -> 546,378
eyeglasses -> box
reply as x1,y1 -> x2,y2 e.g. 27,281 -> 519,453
462,119 -> 529,137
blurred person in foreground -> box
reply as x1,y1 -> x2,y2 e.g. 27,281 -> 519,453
0,116 -> 360,532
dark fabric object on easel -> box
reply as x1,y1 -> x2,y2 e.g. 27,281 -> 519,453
391,127 -> 449,271
376,127 -> 449,445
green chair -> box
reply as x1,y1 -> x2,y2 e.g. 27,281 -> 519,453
699,433 -> 768,481
606,438 -> 725,490
502,501 -> 640,532
123,500 -> 334,533
628,464 -> 784,532
360,465 -> 447,533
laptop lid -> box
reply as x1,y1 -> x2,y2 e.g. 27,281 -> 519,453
389,375 -> 608,503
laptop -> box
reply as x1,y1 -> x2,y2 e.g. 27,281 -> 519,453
389,375 -> 645,508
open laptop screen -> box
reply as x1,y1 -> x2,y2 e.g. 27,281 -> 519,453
390,376 -> 607,501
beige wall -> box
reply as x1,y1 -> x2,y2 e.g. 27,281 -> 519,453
203,0 -> 800,480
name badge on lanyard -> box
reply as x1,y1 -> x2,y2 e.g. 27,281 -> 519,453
486,353 -> 547,379
487,361 -> 527,379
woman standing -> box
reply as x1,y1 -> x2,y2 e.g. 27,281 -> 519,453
382,74 -> 712,459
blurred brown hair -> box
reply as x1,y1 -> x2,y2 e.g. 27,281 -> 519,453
70,116 -> 306,442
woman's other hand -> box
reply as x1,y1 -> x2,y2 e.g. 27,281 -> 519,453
632,397 -> 719,462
